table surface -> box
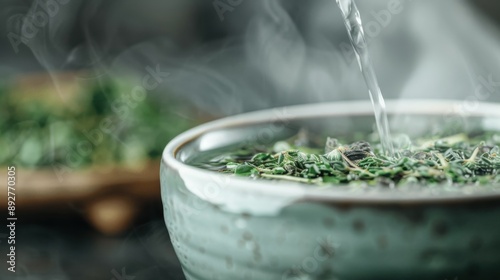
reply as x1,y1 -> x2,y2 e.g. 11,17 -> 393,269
0,205 -> 186,280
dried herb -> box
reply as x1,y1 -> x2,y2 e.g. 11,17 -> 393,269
219,133 -> 500,187
0,81 -> 198,168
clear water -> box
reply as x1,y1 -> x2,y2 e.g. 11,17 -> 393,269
336,0 -> 395,156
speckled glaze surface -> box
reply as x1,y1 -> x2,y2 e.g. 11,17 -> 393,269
161,101 -> 500,280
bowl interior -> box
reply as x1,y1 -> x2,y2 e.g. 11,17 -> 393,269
179,102 -> 491,166
165,100 -> 500,202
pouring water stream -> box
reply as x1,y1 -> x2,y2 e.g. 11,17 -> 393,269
336,0 -> 395,156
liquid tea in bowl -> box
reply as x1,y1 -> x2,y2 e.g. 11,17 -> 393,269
161,100 -> 500,280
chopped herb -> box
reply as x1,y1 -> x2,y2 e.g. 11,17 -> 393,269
219,133 -> 500,187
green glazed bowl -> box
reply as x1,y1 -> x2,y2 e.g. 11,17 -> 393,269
161,100 -> 500,280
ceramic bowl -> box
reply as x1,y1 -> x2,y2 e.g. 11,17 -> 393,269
161,100 -> 500,280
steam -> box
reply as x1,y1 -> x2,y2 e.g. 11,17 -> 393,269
246,1 -> 306,96
9,0 -> 500,116
400,0 -> 500,100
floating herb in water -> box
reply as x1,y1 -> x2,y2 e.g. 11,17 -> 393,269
217,133 -> 500,187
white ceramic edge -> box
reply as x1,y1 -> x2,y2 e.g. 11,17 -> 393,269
162,100 -> 500,205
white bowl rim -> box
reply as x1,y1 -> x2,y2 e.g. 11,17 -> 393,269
162,99 -> 500,205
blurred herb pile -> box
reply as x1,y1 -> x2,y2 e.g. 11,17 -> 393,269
216,133 -> 500,187
0,81 -> 198,168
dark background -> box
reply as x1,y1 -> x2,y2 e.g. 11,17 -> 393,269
1,0 -> 500,77
1,1 -> 500,280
